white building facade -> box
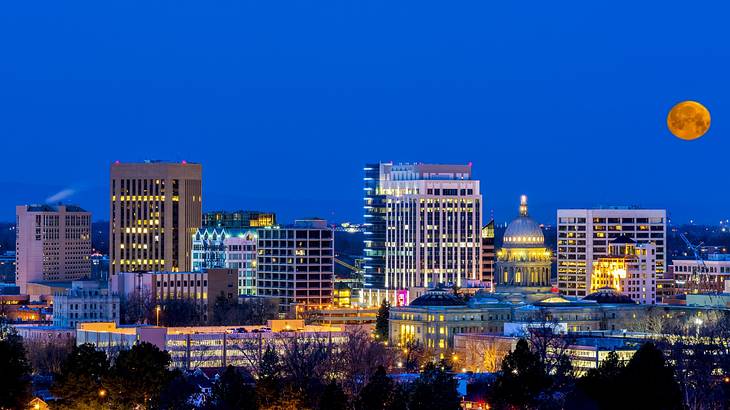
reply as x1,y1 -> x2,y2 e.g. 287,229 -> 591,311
53,280 -> 120,328
557,208 -> 666,297
671,254 -> 730,294
381,163 -> 482,291
192,228 -> 258,295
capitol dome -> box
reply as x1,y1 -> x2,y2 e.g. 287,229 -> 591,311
503,195 -> 545,248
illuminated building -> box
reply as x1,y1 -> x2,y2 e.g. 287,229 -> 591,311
671,254 -> 730,294
109,160 -> 202,277
52,280 -> 120,328
362,163 -> 481,306
15,204 -> 91,294
75,321 -> 347,371
480,220 -> 495,290
590,236 -> 657,304
495,196 -> 551,288
363,163 -> 388,290
112,268 -> 237,322
557,208 -> 666,297
202,210 -> 276,229
256,219 -> 334,313
192,228 -> 258,295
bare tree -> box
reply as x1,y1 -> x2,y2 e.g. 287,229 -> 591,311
23,337 -> 74,375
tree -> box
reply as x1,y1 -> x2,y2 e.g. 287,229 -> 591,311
0,325 -> 31,410
622,342 -> 682,410
159,370 -> 197,410
105,342 -> 174,409
24,337 -> 74,375
568,351 -> 624,410
256,347 -> 283,409
120,287 -> 156,324
51,343 -> 110,410
207,365 -> 257,410
319,381 -> 348,410
374,300 -> 390,342
161,298 -> 203,326
358,366 -> 394,410
339,328 -> 394,398
489,339 -> 550,410
409,361 -> 460,410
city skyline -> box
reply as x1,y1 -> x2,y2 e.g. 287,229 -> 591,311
2,1 -> 729,225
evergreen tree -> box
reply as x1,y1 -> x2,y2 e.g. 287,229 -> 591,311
489,338 -> 550,409
374,300 -> 390,341
207,365 -> 257,410
51,343 -> 110,410
0,327 -> 31,410
409,361 -> 460,410
319,381 -> 348,410
256,347 -> 283,408
359,366 -> 394,410
622,342 -> 682,410
105,342 -> 174,409
569,350 -> 624,410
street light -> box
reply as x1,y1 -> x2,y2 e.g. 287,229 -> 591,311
156,306 -> 161,327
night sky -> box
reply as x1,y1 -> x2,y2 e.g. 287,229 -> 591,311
1,1 -> 728,225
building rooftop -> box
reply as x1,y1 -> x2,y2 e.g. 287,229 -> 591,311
24,204 -> 88,213
409,288 -> 466,307
583,287 -> 636,304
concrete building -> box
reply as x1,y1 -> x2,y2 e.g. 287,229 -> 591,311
15,204 -> 92,294
191,228 -> 258,295
256,219 -> 334,313
109,160 -> 202,276
52,280 -> 120,328
557,208 -> 666,297
112,268 -> 238,322
480,220 -> 495,290
202,210 -> 275,230
671,254 -> 730,294
362,163 -> 482,305
76,321 -> 347,371
495,196 -> 551,288
590,236 -> 657,304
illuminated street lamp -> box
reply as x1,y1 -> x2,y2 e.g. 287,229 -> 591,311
156,305 -> 161,326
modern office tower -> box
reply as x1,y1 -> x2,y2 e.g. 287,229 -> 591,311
589,237 -> 657,304
363,163 -> 389,289
495,196 -> 552,288
256,219 -> 334,313
557,208 -> 666,297
480,220 -> 495,290
192,228 -> 258,295
15,205 -> 92,294
52,280 -> 120,328
671,254 -> 730,294
109,160 -> 202,277
203,210 -> 276,230
379,163 -> 482,293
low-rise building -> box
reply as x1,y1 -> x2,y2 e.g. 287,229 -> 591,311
671,254 -> 730,294
52,280 -> 120,328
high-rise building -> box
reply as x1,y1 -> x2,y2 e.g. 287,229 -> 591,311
380,163 -> 482,291
191,228 -> 258,295
203,210 -> 276,230
495,196 -> 551,288
557,208 -> 666,297
16,204 -> 92,294
363,163 -> 388,289
256,219 -> 334,313
480,219 -> 495,290
590,236 -> 657,304
109,161 -> 202,277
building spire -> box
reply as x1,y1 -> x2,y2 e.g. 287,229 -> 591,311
519,194 -> 528,216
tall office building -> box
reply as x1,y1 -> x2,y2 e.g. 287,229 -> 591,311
256,219 -> 334,313
109,161 -> 202,277
203,210 -> 276,229
557,208 -> 666,297
363,163 -> 388,289
370,163 -> 482,295
15,205 -> 92,294
589,236 -> 657,304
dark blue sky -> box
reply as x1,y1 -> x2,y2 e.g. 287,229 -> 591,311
1,1 -> 728,225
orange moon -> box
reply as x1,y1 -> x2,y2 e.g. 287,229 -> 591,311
667,101 -> 711,140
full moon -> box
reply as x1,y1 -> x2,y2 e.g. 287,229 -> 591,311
667,101 -> 711,140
